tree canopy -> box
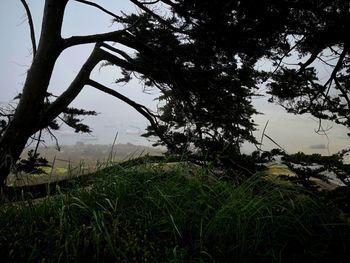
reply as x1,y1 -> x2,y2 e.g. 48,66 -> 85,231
106,0 -> 298,154
265,0 -> 350,127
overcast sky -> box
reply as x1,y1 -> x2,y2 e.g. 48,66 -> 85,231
0,0 -> 349,158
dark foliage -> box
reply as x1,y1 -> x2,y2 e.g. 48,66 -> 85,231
115,0 -> 297,161
281,151 -> 350,189
15,150 -> 49,174
0,94 -> 97,174
61,107 -> 97,133
265,0 -> 350,128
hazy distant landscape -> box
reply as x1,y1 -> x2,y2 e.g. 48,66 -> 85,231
22,142 -> 164,168
7,143 -> 165,187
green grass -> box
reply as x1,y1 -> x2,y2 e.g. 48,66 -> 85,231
0,162 -> 349,262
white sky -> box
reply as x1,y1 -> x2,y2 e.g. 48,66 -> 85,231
0,0 -> 349,159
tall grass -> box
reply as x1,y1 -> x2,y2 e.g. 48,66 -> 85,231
0,162 -> 349,262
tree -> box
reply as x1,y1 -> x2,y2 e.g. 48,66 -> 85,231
1,0 -> 285,186
265,0 -> 350,129
0,0 -> 144,187
2,0 -> 348,190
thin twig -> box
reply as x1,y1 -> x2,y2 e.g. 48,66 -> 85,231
87,79 -> 178,151
270,37 -> 304,77
46,128 -> 61,151
33,129 -> 42,157
314,118 -> 331,155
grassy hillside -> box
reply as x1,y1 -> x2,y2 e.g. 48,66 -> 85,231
1,161 -> 349,262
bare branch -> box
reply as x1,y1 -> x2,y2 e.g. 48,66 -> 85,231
20,0 -> 37,58
320,46 -> 350,110
63,30 -> 128,49
98,47 -> 140,72
63,20 -> 140,49
298,47 -> 324,73
325,46 -> 348,86
100,43 -> 133,62
40,44 -> 103,128
74,0 -> 127,22
314,118 -> 331,154
33,129 -> 42,157
270,36 -> 305,78
139,0 -> 160,4
316,55 -> 337,67
46,127 -> 61,151
88,79 -> 157,119
87,79 -> 178,151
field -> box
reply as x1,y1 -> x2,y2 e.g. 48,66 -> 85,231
7,143 -> 164,187
22,143 -> 164,167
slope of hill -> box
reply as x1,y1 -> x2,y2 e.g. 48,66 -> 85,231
1,163 -> 349,262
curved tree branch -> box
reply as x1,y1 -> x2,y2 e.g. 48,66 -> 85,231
20,0 -> 37,58
87,79 -> 178,151
63,30 -> 129,49
298,46 -> 324,73
139,0 -> 160,4
40,44 -> 103,128
74,0 -> 127,22
99,47 -> 141,72
62,18 -> 142,50
100,43 -> 133,62
326,46 -> 348,85
270,36 -> 305,78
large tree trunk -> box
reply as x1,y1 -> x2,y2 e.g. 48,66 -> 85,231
0,0 -> 68,191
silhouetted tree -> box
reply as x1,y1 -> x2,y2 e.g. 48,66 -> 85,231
2,0 -> 349,189
114,0 -> 297,162
0,0 -> 269,184
265,0 -> 350,128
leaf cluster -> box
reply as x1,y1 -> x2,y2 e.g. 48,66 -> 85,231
15,149 -> 49,174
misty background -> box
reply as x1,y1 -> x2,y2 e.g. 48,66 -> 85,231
0,0 -> 349,159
